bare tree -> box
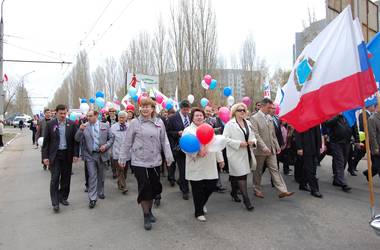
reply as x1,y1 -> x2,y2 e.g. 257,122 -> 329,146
104,57 -> 121,100
153,15 -> 170,93
169,3 -> 187,99
70,50 -> 92,108
92,65 -> 106,96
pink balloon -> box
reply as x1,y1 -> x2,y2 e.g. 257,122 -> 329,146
204,74 -> 212,85
275,104 -> 280,115
100,108 -> 107,114
161,101 -> 166,109
242,96 -> 251,107
156,94 -> 164,104
218,107 -> 231,123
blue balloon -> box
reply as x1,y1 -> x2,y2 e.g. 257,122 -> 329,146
132,95 -> 138,102
167,98 -> 173,104
81,98 -> 87,103
89,98 -> 95,104
223,87 -> 232,97
166,103 -> 173,110
200,97 -> 209,108
179,134 -> 201,154
128,87 -> 137,97
209,79 -> 217,90
95,97 -> 105,108
95,91 -> 104,98
69,113 -> 77,121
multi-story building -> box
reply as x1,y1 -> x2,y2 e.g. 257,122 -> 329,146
294,0 -> 379,62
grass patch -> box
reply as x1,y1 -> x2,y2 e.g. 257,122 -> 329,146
3,133 -> 17,145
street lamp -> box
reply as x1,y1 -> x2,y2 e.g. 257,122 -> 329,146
20,70 -> 35,114
0,0 -> 5,116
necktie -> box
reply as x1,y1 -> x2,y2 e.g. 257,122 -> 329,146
183,116 -> 189,127
120,124 -> 126,131
93,124 -> 100,151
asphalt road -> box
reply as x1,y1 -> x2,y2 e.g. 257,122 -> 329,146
0,129 -> 379,250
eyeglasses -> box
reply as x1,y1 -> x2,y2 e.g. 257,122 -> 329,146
236,109 -> 246,113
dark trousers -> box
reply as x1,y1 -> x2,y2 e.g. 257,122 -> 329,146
190,179 -> 217,217
363,155 -> 380,178
330,142 -> 350,186
301,155 -> 319,192
32,129 -> 36,144
294,156 -> 303,184
170,155 -> 189,194
348,145 -> 366,171
222,148 -> 229,173
0,134 -> 3,147
50,150 -> 72,206
84,161 -> 89,188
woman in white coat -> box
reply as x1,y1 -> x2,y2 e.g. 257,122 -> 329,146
184,108 -> 225,222
223,103 -> 256,211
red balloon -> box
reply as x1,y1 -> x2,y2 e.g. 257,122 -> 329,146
218,107 -> 230,123
204,74 -> 212,85
162,101 -> 166,109
126,104 -> 135,112
242,96 -> 251,107
196,123 -> 215,145
156,94 -> 164,104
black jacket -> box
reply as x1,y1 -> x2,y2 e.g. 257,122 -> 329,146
324,115 -> 359,144
295,125 -> 321,156
273,115 -> 284,147
166,112 -> 186,157
358,110 -> 370,132
41,118 -> 80,165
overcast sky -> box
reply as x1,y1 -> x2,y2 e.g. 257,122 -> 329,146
3,0 -> 326,114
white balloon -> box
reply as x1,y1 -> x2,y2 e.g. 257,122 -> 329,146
37,137 -> 44,147
187,94 -> 195,104
227,96 -> 235,106
201,80 -> 209,90
80,103 -> 90,114
207,135 -> 227,152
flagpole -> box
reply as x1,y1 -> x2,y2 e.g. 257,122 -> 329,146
362,101 -> 375,219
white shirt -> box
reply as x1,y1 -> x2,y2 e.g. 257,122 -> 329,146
184,123 -> 223,181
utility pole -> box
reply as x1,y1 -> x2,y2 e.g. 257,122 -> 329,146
0,0 -> 4,117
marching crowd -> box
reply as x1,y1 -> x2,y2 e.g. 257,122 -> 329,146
35,97 -> 380,231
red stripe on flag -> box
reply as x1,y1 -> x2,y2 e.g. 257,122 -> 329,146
280,69 -> 377,132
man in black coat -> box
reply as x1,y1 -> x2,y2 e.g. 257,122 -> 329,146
347,106 -> 375,175
166,100 -> 191,200
325,114 -> 360,192
42,104 -> 80,212
295,125 -> 323,198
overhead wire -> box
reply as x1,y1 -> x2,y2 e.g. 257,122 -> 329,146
88,0 -> 136,54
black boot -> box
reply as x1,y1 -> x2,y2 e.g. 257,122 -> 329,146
230,180 -> 241,202
243,197 -> 254,211
149,209 -> 156,223
144,214 -> 152,230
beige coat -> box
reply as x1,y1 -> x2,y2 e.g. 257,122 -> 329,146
250,111 -> 280,156
223,118 -> 257,177
184,123 -> 223,181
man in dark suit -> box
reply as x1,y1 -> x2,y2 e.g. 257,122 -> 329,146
166,100 -> 191,200
295,125 -> 323,198
42,104 -> 79,212
348,106 -> 375,175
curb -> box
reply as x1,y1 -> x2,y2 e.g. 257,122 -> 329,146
0,133 -> 20,153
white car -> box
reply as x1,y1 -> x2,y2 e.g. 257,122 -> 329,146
12,116 -> 31,128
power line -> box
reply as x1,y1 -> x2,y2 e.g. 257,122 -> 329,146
88,0 -> 136,54
4,59 -> 72,64
81,0 -> 114,43
4,41 -> 63,60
